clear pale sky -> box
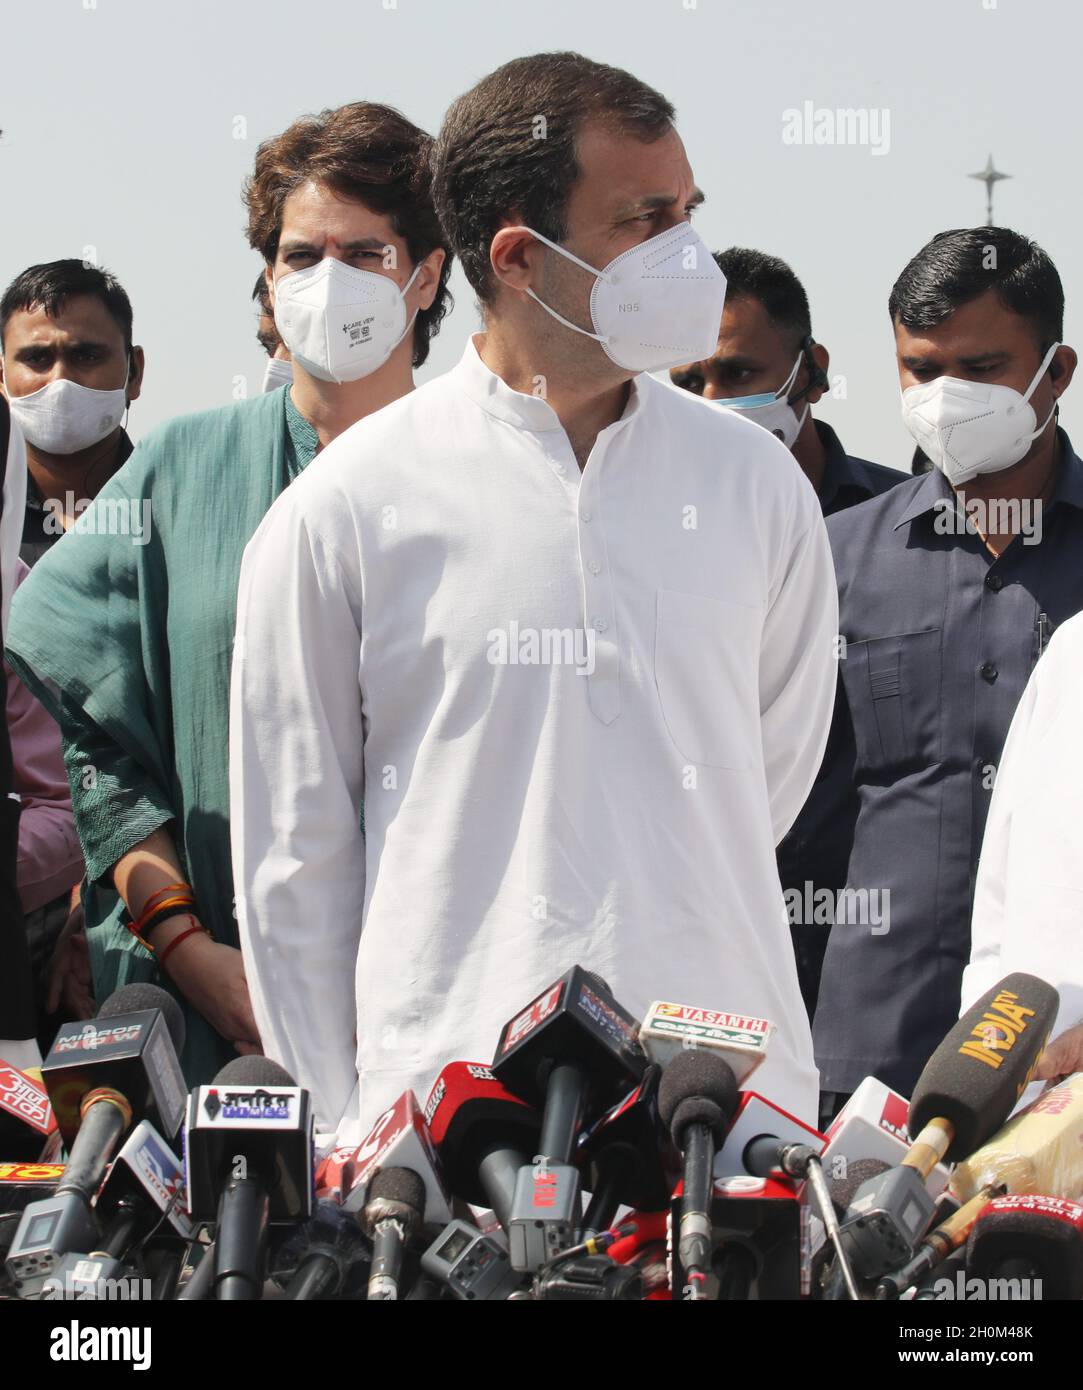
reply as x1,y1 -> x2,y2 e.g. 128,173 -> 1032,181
2,0 -> 1075,469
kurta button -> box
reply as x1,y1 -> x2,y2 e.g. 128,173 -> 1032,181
588,561 -> 601,575
592,617 -> 607,632
980,662 -> 998,683
580,510 -> 592,522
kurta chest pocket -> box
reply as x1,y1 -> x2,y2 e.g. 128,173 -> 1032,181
839,628 -> 943,774
654,588 -> 762,769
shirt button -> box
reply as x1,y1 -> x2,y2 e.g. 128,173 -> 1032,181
592,617 -> 608,633
980,662 -> 998,683
985,574 -> 1003,592
580,510 -> 592,522
588,561 -> 601,575
555,462 -> 567,475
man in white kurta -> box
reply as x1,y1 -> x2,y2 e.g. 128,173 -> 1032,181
230,332 -> 837,1135
964,612 -> 1083,1093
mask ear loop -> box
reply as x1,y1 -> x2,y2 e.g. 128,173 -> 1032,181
384,261 -> 426,361
1011,341 -> 1061,439
510,226 -> 613,346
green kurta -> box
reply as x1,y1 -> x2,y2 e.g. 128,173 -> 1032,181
5,386 -> 318,1082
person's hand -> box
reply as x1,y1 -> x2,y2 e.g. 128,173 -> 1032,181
45,903 -> 95,1018
1034,1022 -> 1083,1083
160,930 -> 262,1055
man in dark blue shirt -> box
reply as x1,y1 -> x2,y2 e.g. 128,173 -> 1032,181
790,226 -> 1082,1125
669,247 -> 903,514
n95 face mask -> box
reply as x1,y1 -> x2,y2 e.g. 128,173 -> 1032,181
516,221 -> 727,374
901,343 -> 1060,486
273,257 -> 421,384
712,351 -> 809,449
5,370 -> 128,455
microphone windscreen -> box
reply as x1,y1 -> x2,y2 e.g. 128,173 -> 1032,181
657,1050 -> 738,1141
908,973 -> 1059,1163
967,1197 -> 1083,1299
829,1157 -> 891,1216
98,983 -> 186,1055
369,1166 -> 425,1214
213,1055 -> 297,1087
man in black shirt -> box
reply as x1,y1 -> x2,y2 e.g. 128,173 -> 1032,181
0,260 -> 141,568
788,227 -> 1082,1124
669,247 -> 902,514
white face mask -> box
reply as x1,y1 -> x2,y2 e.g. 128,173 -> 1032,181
901,343 -> 1060,486
273,257 -> 422,384
712,351 -> 809,449
515,221 -> 728,374
5,367 -> 128,455
261,356 -> 294,393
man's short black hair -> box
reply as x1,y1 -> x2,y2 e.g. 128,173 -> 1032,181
0,259 -> 134,352
432,51 -> 675,306
888,226 -> 1063,351
714,247 -> 812,350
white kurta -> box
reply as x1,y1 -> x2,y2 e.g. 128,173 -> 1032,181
230,337 -> 838,1137
965,611 -> 1083,1102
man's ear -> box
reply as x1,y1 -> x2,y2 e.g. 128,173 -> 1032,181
126,345 -> 146,404
805,340 -> 830,405
1049,343 -> 1077,401
489,223 -> 544,296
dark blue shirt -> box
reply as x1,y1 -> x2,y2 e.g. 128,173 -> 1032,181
815,419 -> 904,515
801,429 -> 1083,1097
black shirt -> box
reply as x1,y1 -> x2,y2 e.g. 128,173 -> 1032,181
815,420 -> 904,516
20,431 -> 134,569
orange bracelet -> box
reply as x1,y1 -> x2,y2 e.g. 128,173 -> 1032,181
140,882 -> 191,914
126,892 -> 197,953
158,919 -> 210,970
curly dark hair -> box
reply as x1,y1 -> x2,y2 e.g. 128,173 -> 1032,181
244,102 -> 452,368
432,52 -> 675,306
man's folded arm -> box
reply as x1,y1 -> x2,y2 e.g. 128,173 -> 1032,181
230,498 -> 366,1132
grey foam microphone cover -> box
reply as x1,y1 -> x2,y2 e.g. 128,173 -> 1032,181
98,982 -> 186,1056
213,1055 -> 297,1087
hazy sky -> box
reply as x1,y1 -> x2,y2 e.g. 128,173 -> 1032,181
2,0 -> 1076,469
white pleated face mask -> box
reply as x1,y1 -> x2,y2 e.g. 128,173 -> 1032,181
515,221 -> 727,374
5,367 -> 129,454
901,343 -> 1060,486
273,257 -> 421,384
261,357 -> 294,393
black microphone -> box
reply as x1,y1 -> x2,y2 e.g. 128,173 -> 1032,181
362,1167 -> 425,1301
966,1194 -> 1083,1300
657,1051 -> 738,1297
6,985 -> 186,1297
271,1197 -> 370,1301
578,1066 -> 671,1233
492,966 -> 646,1271
184,1056 -> 314,1301
836,973 -> 1060,1284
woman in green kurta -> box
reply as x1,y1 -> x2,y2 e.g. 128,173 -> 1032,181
4,101 -> 450,1083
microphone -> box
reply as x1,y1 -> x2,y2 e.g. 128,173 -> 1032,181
421,1218 -> 524,1300
423,1062 -> 541,1230
837,973 -> 1059,1282
92,1123 -> 193,1267
875,1072 -> 1083,1298
966,1193 -> 1083,1300
339,1088 -> 452,1227
362,1167 -> 425,1301
270,1197 -> 370,1300
0,1060 -> 57,1160
577,1067 -> 672,1234
6,985 -> 187,1296
657,1050 -> 739,1297
668,1173 -> 805,1301
638,1001 -> 774,1087
185,1056 -> 314,1301
492,966 -> 646,1271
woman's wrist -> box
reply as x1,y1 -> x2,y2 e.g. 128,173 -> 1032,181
148,912 -> 210,971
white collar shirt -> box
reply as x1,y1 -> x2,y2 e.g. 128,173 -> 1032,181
231,336 -> 838,1138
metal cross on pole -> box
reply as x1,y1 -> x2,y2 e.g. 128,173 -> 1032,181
969,154 -> 1011,224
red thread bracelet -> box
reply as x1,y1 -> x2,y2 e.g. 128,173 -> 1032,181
158,920 -> 209,970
